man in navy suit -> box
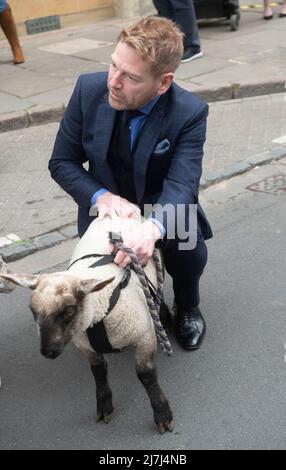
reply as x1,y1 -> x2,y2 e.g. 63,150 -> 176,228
49,16 -> 212,351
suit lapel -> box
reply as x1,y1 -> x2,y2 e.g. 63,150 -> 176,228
93,93 -> 118,193
92,90 -> 170,200
133,93 -> 169,202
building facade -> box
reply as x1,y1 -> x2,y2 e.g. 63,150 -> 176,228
4,0 -> 154,37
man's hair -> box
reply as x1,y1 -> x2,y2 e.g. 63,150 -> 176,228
117,16 -> 184,75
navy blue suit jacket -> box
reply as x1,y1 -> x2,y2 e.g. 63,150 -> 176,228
49,72 -> 212,240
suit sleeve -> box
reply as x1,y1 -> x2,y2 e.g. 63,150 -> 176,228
48,76 -> 103,209
150,102 -> 208,235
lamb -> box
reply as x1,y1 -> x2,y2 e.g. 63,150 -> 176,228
0,216 -> 173,433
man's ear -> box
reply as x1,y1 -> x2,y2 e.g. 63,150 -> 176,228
0,273 -> 40,291
78,277 -> 115,296
157,72 -> 174,95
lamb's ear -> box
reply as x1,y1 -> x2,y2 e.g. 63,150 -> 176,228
78,276 -> 115,296
0,273 -> 39,290
0,275 -> 17,293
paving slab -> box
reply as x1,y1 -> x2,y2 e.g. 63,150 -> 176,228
0,92 -> 31,114
0,122 -> 77,241
175,57 -> 235,81
26,86 -> 75,107
82,25 -> 122,43
0,69 -> 66,99
188,62 -> 286,87
73,44 -> 116,63
38,37 -> 114,55
32,232 -> 66,250
204,92 -> 286,174
25,54 -> 100,76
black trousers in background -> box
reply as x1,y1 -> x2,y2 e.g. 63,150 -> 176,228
159,236 -> 208,310
153,0 -> 201,52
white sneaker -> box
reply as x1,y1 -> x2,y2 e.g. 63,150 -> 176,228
181,49 -> 203,63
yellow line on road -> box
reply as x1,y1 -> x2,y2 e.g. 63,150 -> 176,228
240,3 -> 279,9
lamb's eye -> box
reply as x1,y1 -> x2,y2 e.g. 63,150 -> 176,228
64,305 -> 76,322
55,306 -> 76,326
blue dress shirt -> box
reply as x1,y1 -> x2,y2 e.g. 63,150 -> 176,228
90,95 -> 165,237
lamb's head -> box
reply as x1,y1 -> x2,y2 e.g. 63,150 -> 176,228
0,272 -> 114,359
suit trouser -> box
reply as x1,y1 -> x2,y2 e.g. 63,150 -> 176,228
229,0 -> 239,7
153,0 -> 201,52
159,235 -> 208,310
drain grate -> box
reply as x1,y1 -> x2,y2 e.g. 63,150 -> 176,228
25,16 -> 61,35
247,174 -> 286,196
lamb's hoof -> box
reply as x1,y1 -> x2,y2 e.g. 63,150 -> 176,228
157,419 -> 174,434
96,411 -> 113,424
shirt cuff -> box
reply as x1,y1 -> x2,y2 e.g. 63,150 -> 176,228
90,188 -> 108,206
148,218 -> 166,239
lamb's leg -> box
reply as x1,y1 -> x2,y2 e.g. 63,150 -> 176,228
135,347 -> 173,433
85,349 -> 113,423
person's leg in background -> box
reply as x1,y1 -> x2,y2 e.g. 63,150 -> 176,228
153,0 -> 202,62
0,1 -> 25,64
263,0 -> 286,19
230,0 -> 240,6
171,0 -> 202,62
153,0 -> 173,19
277,0 -> 286,17
263,0 -> 274,19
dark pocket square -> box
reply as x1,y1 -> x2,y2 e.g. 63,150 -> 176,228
153,138 -> 171,155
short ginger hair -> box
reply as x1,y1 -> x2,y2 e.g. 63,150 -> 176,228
117,16 -> 184,75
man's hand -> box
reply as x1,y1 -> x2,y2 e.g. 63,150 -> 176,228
96,192 -> 140,220
112,220 -> 162,268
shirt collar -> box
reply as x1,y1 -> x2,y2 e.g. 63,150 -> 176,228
139,95 -> 160,115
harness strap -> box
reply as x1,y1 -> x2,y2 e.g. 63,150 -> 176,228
68,252 -> 132,353
105,266 -> 131,315
145,276 -> 159,304
67,250 -> 160,354
67,253 -> 108,270
87,321 -> 120,354
89,254 -> 114,268
86,267 -> 131,353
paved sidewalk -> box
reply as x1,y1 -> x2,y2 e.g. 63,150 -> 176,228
0,2 -> 286,131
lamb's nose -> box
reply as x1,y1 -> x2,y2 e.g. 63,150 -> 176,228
42,349 -> 59,359
47,351 -> 57,359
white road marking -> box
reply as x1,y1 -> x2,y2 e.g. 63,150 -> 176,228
272,135 -> 286,144
0,234 -> 21,248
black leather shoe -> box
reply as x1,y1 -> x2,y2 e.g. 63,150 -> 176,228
263,14 -> 273,20
174,306 -> 206,350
